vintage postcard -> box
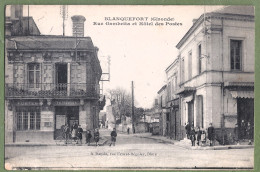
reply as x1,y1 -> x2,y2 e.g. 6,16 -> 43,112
4,5 -> 254,170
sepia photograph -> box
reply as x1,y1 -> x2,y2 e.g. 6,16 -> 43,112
4,5 -> 254,170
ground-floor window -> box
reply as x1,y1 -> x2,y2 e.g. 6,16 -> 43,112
16,106 -> 41,131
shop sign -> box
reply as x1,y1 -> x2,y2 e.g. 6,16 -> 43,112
53,100 -> 80,106
16,101 -> 39,106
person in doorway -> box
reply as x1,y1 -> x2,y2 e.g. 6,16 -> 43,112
110,128 -> 117,146
71,121 -> 78,142
77,125 -> 83,144
86,130 -> 92,146
196,127 -> 202,146
207,123 -> 215,146
185,122 -> 191,139
127,127 -> 130,134
190,126 -> 196,146
234,123 -> 239,145
63,124 -> 70,144
246,122 -> 253,145
94,128 -> 100,146
241,120 -> 246,140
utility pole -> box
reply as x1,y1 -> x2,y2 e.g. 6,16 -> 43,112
131,81 -> 135,134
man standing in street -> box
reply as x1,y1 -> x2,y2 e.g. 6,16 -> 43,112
63,124 -> 70,144
110,128 -> 117,146
208,123 -> 215,146
185,122 -> 191,139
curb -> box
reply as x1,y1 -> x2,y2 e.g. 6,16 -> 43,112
133,135 -> 175,145
133,134 -> 254,150
5,137 -> 109,147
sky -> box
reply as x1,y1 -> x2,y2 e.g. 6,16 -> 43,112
6,5 -> 224,108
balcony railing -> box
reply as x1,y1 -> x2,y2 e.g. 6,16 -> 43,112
5,83 -> 99,98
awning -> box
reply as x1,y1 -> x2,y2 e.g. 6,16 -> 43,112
230,91 -> 254,99
176,87 -> 196,95
183,94 -> 194,102
224,82 -> 254,87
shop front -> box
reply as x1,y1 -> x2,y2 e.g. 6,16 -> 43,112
54,106 -> 79,139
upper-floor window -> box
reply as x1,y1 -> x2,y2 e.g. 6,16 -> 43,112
174,74 -> 178,91
28,63 -> 40,88
188,51 -> 192,79
181,58 -> 185,83
230,40 -> 242,70
198,44 -> 202,74
167,81 -> 172,101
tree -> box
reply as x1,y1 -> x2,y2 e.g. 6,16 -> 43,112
134,107 -> 145,123
106,88 -> 132,124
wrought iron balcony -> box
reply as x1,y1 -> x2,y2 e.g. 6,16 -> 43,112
5,83 -> 99,99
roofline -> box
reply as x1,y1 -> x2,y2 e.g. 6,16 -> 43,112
6,16 -> 41,35
157,85 -> 167,94
176,12 -> 254,49
165,57 -> 179,72
176,13 -> 207,49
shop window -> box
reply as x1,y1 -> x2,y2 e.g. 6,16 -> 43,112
28,63 -> 40,88
16,107 -> 41,131
230,40 -> 242,70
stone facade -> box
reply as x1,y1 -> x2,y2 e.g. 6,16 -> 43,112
5,7 -> 104,143
175,6 -> 254,144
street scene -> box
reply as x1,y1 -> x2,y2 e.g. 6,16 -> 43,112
4,5 -> 255,170
5,128 -> 254,170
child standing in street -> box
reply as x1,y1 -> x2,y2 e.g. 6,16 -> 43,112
86,130 -> 92,146
110,128 -> 117,146
77,125 -> 83,144
94,128 -> 100,146
196,127 -> 202,146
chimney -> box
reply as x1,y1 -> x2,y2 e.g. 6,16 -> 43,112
71,15 -> 86,37
11,5 -> 23,20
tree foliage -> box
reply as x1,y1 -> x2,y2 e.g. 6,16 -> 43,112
106,88 -> 132,122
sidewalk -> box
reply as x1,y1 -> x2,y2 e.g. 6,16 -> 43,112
133,132 -> 254,150
5,129 -> 109,147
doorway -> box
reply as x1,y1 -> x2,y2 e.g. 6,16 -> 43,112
237,98 -> 254,139
54,106 -> 79,139
188,100 -> 194,126
56,63 -> 67,91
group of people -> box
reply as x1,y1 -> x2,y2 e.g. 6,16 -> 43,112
62,122 -> 118,146
63,122 -> 83,144
185,122 -> 215,147
234,120 -> 254,145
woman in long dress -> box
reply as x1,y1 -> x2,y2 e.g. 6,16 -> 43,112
71,122 -> 78,141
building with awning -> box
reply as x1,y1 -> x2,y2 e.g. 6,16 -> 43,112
174,6 -> 254,144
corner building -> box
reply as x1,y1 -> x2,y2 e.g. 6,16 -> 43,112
176,6 -> 254,143
5,6 -> 104,143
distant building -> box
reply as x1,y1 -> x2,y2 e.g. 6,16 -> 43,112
165,59 -> 182,140
157,85 -> 167,136
105,105 -> 115,129
5,6 -> 105,143
175,6 -> 254,143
